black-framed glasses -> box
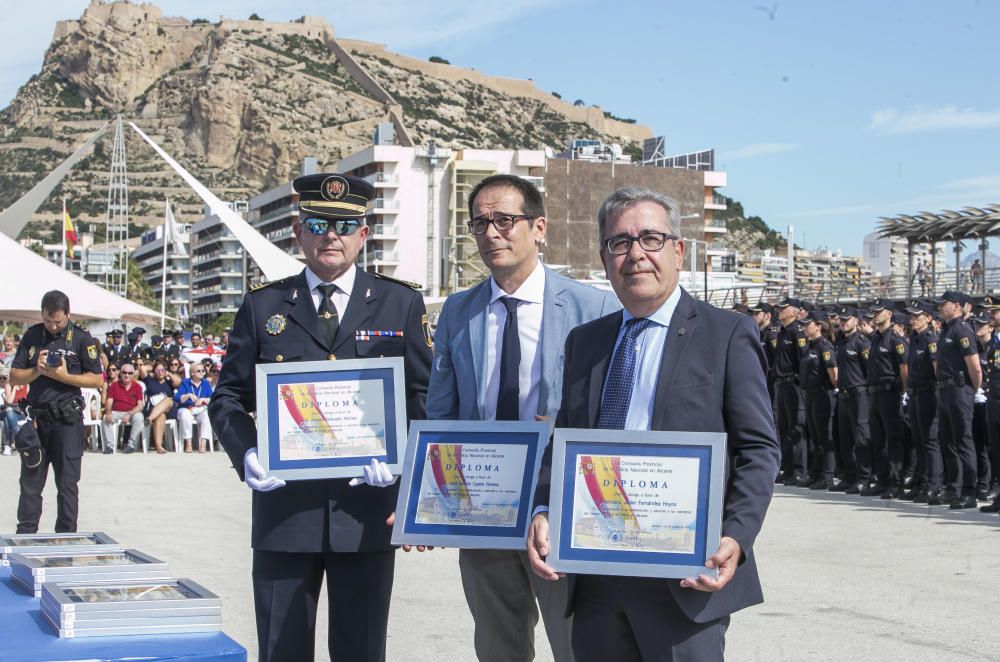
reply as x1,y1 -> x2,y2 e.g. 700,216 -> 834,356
602,232 -> 679,256
302,217 -> 364,237
121,370 -> 135,375
466,213 -> 535,236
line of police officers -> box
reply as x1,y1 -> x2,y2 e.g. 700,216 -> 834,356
748,290 -> 1000,512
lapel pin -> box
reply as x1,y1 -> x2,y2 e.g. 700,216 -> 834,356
292,289 -> 299,300
366,288 -> 372,299
677,327 -> 686,336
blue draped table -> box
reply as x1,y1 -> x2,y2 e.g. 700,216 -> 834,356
0,568 -> 247,662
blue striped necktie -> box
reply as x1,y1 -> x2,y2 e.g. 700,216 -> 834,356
598,318 -> 652,430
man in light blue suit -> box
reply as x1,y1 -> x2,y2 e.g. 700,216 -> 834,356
426,174 -> 618,662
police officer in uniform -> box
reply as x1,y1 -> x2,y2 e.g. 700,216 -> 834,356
104,329 -> 128,366
902,300 -> 940,502
971,312 -> 992,499
979,295 -> 1000,512
9,290 -> 103,533
800,312 -> 838,489
209,173 -> 432,662
864,298 -> 908,498
931,290 -> 982,509
833,307 -> 871,493
772,297 -> 809,485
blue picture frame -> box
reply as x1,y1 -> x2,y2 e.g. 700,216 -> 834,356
255,358 -> 407,480
548,428 -> 726,579
391,420 -> 551,549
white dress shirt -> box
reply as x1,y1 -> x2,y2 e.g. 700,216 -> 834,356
603,284 -> 683,430
483,261 -> 546,421
304,265 -> 356,318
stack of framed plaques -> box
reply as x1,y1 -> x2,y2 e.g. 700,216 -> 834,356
9,549 -> 171,598
40,578 -> 222,638
0,532 -> 120,566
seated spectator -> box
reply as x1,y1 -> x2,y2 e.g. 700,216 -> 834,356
175,363 -> 213,453
143,360 -> 176,454
1,365 -> 28,455
0,335 -> 19,367
102,362 -> 145,454
101,364 -> 120,412
168,357 -> 187,380
207,362 -> 220,387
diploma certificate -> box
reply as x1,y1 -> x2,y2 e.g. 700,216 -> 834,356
549,429 -> 726,579
392,420 -> 550,549
256,358 -> 407,480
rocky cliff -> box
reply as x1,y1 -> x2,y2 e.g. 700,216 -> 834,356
0,0 -> 651,236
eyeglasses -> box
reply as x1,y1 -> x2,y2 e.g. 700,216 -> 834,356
466,213 -> 534,235
109,367 -> 120,372
121,371 -> 135,375
602,232 -> 679,256
301,217 -> 364,237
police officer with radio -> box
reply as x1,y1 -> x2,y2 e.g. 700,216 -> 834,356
932,291 -> 982,509
902,300 -> 940,502
833,307 -> 871,493
864,298 -> 909,498
773,297 -> 809,485
9,290 -> 103,533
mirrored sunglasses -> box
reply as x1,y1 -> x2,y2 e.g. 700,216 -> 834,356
302,217 -> 364,237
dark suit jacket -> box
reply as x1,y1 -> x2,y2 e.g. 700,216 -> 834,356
209,268 -> 432,553
535,288 -> 780,623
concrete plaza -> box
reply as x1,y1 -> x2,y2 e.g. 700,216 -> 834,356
1,451 -> 997,661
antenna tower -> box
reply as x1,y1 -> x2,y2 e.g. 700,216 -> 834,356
104,114 -> 129,295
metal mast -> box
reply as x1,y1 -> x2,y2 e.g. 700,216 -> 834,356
104,114 -> 129,295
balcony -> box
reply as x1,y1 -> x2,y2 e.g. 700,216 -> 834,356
371,224 -> 399,239
256,203 -> 298,226
372,198 -> 400,213
371,250 -> 399,263
704,218 -> 727,233
521,175 -> 545,192
266,227 -> 294,242
365,173 -> 400,187
705,192 -> 727,211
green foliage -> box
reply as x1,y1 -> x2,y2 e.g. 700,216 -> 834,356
118,254 -> 159,310
716,196 -> 785,251
602,110 -> 636,124
249,13 -> 263,21
551,91 -> 562,99
573,99 -> 585,106
191,18 -> 210,24
202,312 -> 235,337
428,56 -> 450,65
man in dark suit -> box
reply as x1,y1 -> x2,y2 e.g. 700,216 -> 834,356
426,174 -> 618,661
527,186 -> 780,661
209,173 -> 432,662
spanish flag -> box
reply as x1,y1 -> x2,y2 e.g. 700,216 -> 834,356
63,205 -> 77,259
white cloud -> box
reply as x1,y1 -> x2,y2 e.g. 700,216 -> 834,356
869,106 -> 1000,134
938,174 -> 1000,196
723,142 -> 799,160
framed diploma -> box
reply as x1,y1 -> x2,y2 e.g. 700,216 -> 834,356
548,428 -> 726,579
255,357 -> 407,480
391,420 -> 550,549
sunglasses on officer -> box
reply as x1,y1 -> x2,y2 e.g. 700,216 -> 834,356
301,217 -> 364,237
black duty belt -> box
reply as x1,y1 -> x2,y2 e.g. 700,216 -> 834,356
908,384 -> 935,394
837,385 -> 867,400
774,376 -> 797,385
936,377 -> 968,390
868,383 -> 898,394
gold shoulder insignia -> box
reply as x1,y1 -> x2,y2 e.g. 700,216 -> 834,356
928,342 -> 937,353
862,349 -> 870,360
249,275 -> 295,293
372,272 -> 422,291
960,337 -> 970,349
797,337 -> 806,348
895,343 -> 905,355
822,350 -> 831,362
422,314 -> 433,348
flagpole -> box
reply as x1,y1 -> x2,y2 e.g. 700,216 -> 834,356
61,197 -> 67,269
160,199 -> 169,329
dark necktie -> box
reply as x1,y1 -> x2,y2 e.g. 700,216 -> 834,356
598,318 -> 653,430
496,296 -> 521,421
317,284 -> 339,347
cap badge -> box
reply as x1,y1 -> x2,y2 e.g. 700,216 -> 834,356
28,346 -> 35,360
265,314 -> 287,336
320,175 -> 349,201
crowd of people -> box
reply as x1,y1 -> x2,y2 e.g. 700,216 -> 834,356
742,291 -> 1000,513
0,327 -> 227,456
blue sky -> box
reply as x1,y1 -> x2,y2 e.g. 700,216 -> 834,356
2,0 -> 998,257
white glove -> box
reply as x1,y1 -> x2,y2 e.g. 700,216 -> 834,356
243,449 -> 286,492
901,392 -> 909,407
975,388 -> 988,405
349,459 -> 398,488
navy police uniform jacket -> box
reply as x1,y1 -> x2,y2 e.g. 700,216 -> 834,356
209,268 -> 432,553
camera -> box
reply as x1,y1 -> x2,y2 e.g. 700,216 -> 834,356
45,351 -> 63,367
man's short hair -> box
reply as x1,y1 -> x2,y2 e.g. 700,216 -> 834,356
41,290 -> 70,316
597,187 -> 681,239
467,174 -> 545,220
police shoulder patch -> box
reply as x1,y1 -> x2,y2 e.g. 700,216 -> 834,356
87,344 -> 98,360
960,337 -> 970,349
862,349 -> 870,360
928,342 -> 937,353
372,272 -> 422,291
895,343 -> 905,355
822,351 -> 831,362
770,339 -> 778,348
797,337 -> 806,348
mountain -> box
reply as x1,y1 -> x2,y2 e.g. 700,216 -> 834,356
0,0 -> 651,238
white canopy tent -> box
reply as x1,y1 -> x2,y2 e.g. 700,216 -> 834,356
0,231 -> 165,326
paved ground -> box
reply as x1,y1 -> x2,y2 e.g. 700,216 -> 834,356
1,450 -> 998,661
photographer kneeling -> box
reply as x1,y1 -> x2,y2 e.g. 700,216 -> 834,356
9,291 -> 103,533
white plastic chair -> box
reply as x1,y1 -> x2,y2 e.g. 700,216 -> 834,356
80,388 -> 104,452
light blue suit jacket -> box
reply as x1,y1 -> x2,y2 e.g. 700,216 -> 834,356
426,267 -> 620,420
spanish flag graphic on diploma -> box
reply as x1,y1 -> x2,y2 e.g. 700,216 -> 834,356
580,455 -> 640,534
428,444 -> 473,514
280,384 -> 336,447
